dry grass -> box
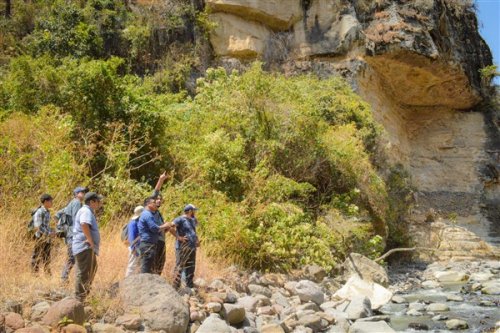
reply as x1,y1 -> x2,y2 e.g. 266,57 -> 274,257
0,208 -> 228,319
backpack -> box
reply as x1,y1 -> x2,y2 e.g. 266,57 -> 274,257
121,223 -> 129,245
55,208 -> 72,238
27,206 -> 41,238
121,217 -> 140,246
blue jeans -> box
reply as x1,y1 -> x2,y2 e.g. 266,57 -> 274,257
173,245 -> 196,288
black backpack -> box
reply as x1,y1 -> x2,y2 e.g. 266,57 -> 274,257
27,206 -> 41,238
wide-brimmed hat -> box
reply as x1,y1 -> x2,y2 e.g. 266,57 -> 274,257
132,205 -> 144,219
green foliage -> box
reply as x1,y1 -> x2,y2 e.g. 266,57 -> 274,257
0,107 -> 87,207
25,0 -> 103,58
0,0 -> 413,271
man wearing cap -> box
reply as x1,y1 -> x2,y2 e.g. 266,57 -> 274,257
72,192 -> 102,301
170,204 -> 200,289
31,194 -> 55,274
60,186 -> 88,282
125,205 -> 144,277
137,197 -> 172,274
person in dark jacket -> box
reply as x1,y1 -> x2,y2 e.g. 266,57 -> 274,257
170,204 -> 200,289
60,186 -> 88,282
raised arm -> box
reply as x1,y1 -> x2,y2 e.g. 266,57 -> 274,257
154,171 -> 169,192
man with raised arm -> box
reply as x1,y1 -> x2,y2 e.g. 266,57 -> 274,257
137,196 -> 172,274
151,172 -> 168,275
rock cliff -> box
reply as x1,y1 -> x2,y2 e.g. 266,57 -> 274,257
205,0 -> 499,260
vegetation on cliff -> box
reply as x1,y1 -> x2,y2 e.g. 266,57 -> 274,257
0,0 -> 411,272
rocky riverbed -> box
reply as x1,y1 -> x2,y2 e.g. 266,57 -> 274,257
1,255 -> 499,333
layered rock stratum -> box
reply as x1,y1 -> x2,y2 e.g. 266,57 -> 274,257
206,0 -> 499,259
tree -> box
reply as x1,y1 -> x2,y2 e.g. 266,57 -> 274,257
5,0 -> 11,18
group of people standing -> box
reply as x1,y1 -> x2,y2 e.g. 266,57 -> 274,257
30,172 -> 200,301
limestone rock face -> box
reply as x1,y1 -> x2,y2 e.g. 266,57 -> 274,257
120,274 -> 189,333
209,13 -> 271,58
206,0 -> 302,30
205,0 -> 499,258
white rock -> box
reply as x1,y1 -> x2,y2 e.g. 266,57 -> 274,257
422,280 -> 440,289
434,271 -> 468,282
197,314 -> 232,333
470,272 -> 494,282
406,309 -> 423,316
334,276 -> 392,310
343,297 -> 372,320
348,321 -> 396,333
426,303 -> 449,312
481,279 -> 500,295
446,294 -> 464,302
446,319 -> 468,330
408,302 -> 426,311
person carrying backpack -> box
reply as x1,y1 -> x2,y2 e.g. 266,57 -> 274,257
60,186 -> 88,283
125,205 -> 144,277
31,194 -> 55,274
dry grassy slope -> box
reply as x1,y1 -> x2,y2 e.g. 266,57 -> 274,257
0,209 -> 225,317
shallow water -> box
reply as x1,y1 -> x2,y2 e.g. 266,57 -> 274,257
383,287 -> 500,332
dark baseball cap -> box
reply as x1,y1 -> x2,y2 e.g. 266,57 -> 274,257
84,192 -> 103,203
40,193 -> 53,203
183,204 -> 198,212
73,186 -> 89,195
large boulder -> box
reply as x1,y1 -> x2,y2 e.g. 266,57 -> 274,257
41,297 -> 85,328
197,314 -> 232,333
342,253 -> 389,286
349,321 -> 396,333
120,274 -> 189,333
206,0 -> 302,30
334,276 -> 392,310
294,280 -> 325,305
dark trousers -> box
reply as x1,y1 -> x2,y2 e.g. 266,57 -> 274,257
153,240 -> 166,275
139,242 -> 157,274
75,249 -> 98,301
61,240 -> 75,281
173,245 -> 196,289
31,238 -> 51,274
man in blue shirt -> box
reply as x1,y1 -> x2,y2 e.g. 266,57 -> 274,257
137,197 -> 172,274
125,205 -> 143,277
72,192 -> 102,301
170,204 -> 199,289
